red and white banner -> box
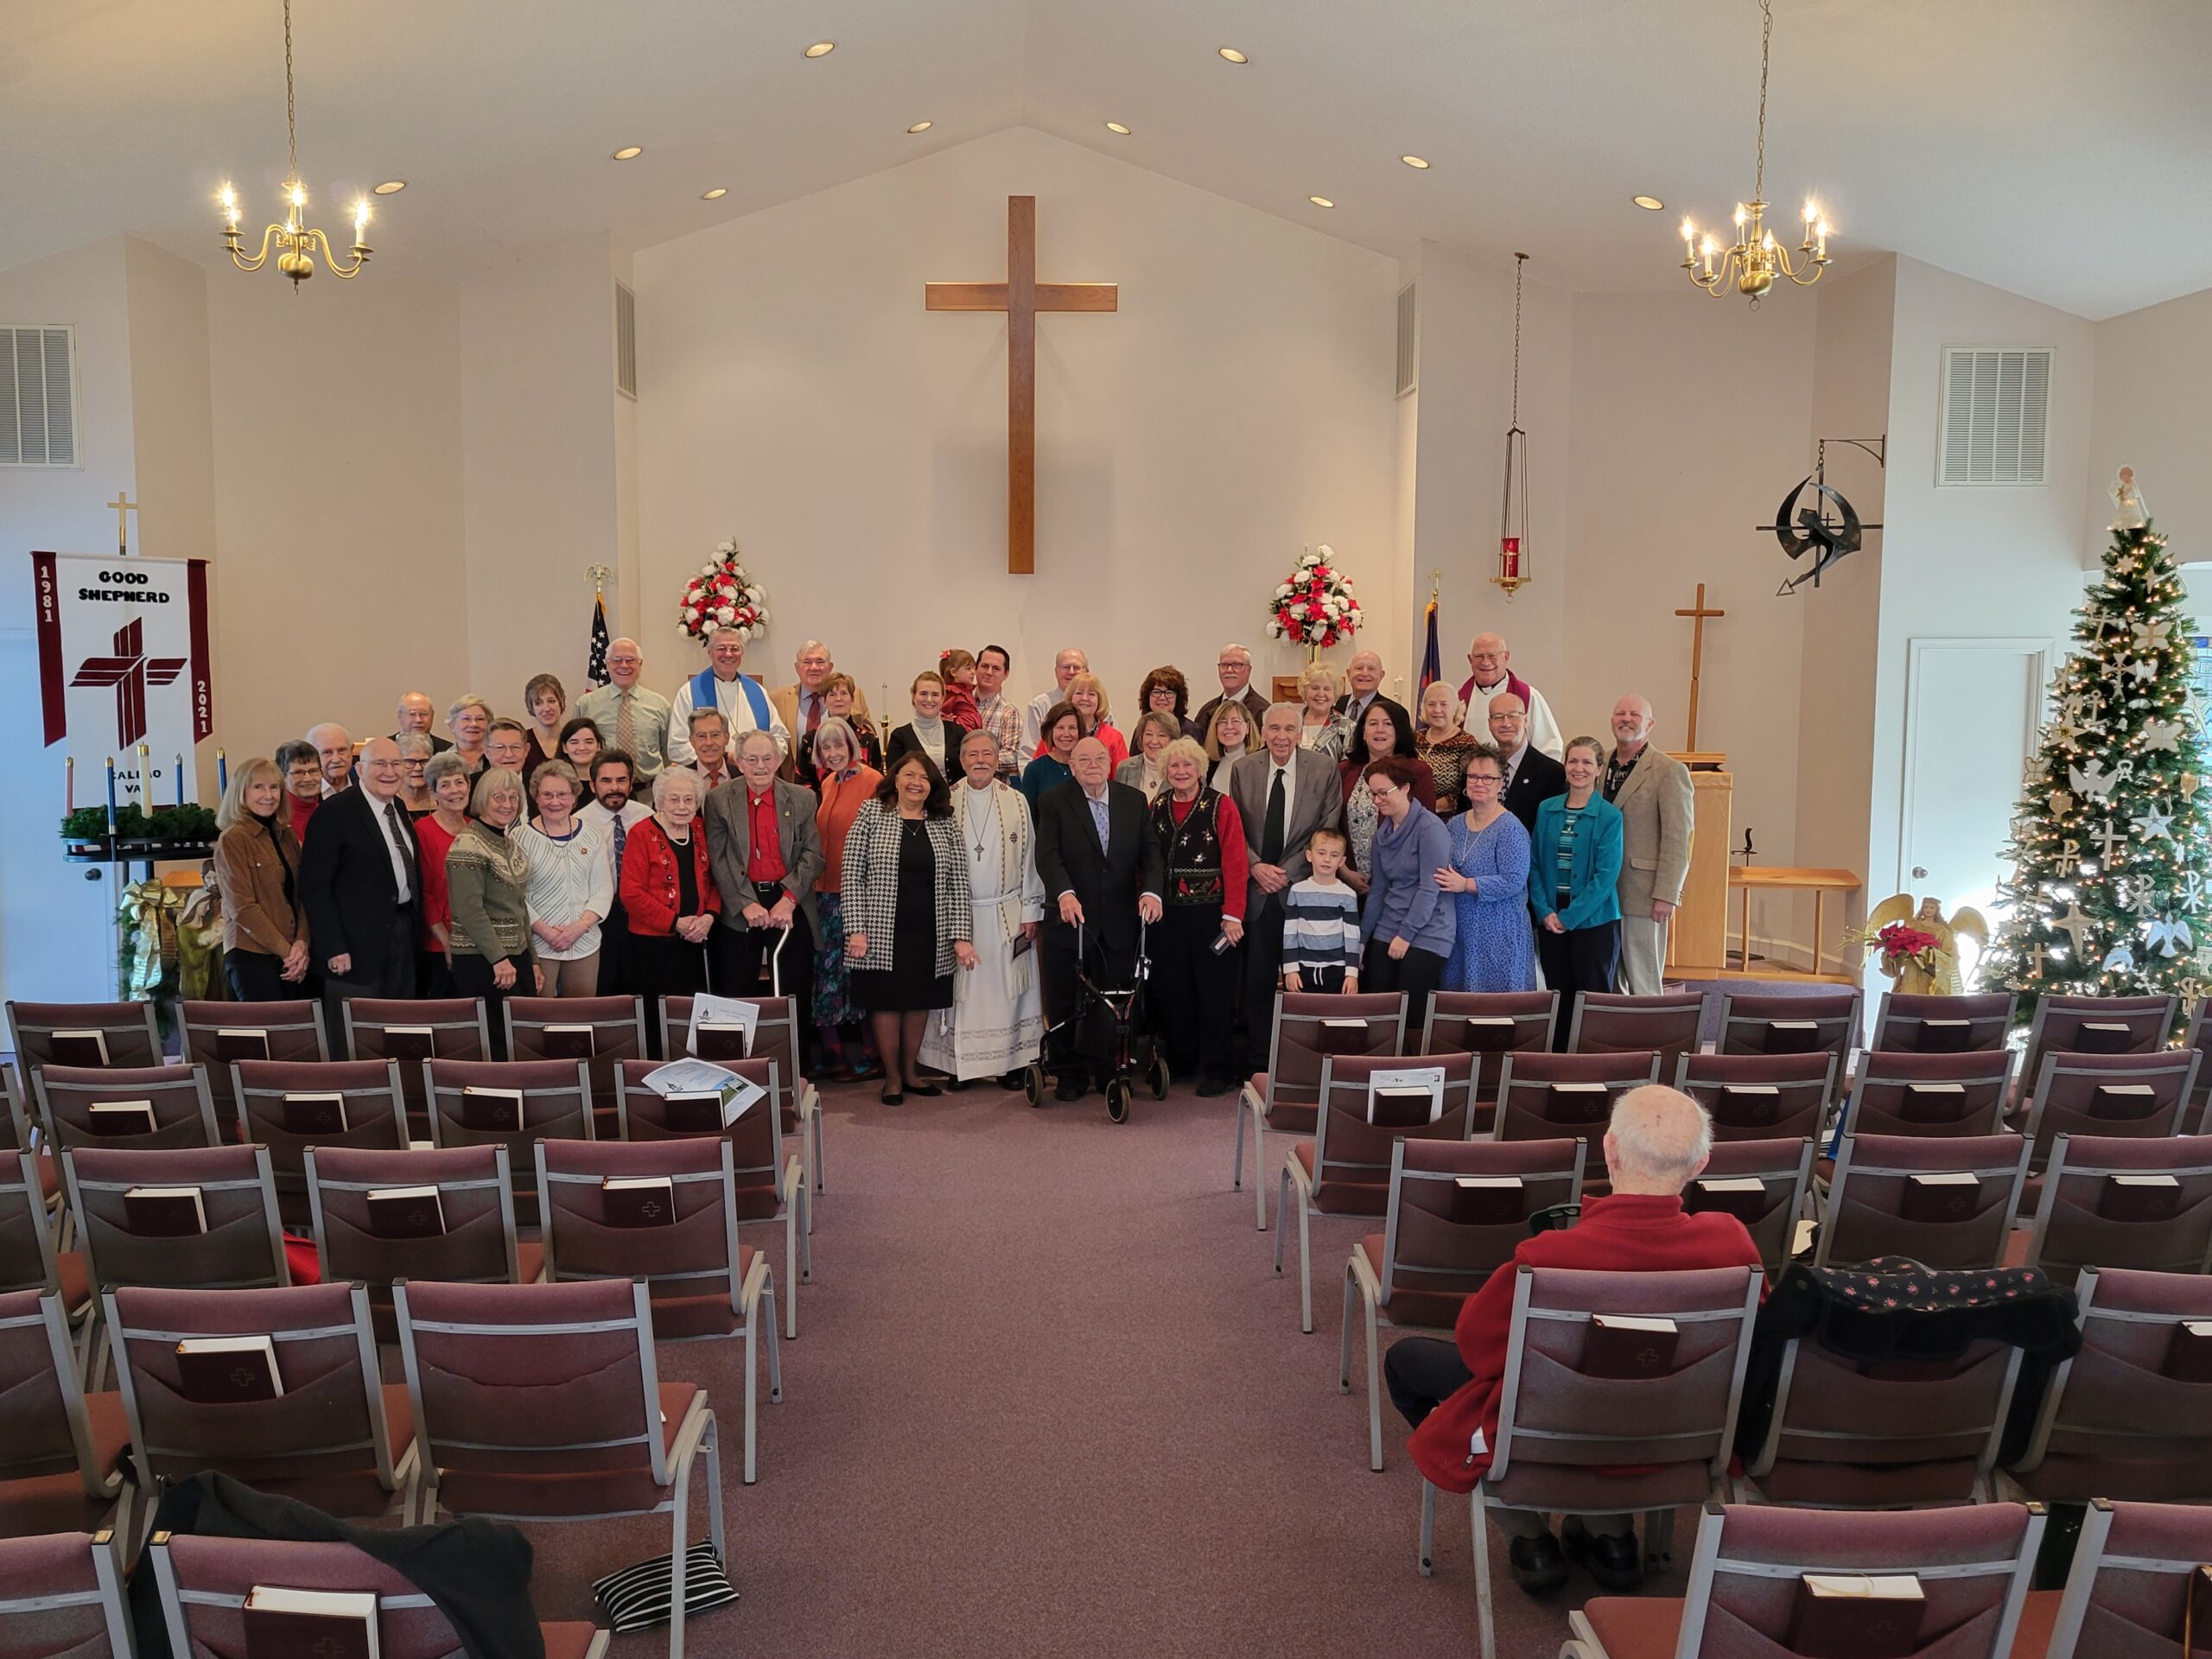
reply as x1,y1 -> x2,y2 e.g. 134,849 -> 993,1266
35,550 -> 213,806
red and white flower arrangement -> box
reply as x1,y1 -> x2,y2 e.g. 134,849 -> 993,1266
677,539 -> 771,644
1265,545 -> 1361,651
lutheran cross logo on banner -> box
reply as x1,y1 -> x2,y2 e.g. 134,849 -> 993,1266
34,551 -> 213,805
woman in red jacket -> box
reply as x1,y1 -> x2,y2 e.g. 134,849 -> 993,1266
1386,1085 -> 1763,1598
620,765 -> 721,1024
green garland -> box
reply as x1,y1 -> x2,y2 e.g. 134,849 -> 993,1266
60,802 -> 218,842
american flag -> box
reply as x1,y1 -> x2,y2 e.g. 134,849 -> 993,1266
587,590 -> 611,686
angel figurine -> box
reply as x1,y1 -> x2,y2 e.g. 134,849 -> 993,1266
2110,465 -> 2150,531
1859,893 -> 1990,996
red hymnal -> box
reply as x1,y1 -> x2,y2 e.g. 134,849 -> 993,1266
1900,1171 -> 1980,1224
214,1027 -> 271,1063
2075,1020 -> 2137,1055
89,1099 -> 158,1137
1764,1019 -> 1821,1054
2091,1082 -> 2161,1121
1916,1018 -> 1972,1054
48,1030 -> 109,1066
1462,1016 -> 1516,1054
243,1586 -> 378,1659
602,1175 -> 677,1227
175,1334 -> 284,1404
1578,1313 -> 1679,1380
1714,1084 -> 1780,1128
381,1025 -> 435,1061
2161,1320 -> 2212,1383
1545,1082 -> 1610,1124
1786,1574 -> 1926,1659
1898,1082 -> 1969,1124
364,1185 -> 447,1239
538,1024 -> 596,1059
692,1023 -> 750,1061
1688,1175 -> 1769,1223
281,1092 -> 348,1135
2100,1173 -> 2183,1223
460,1086 -> 523,1132
1451,1176 -> 1525,1224
124,1185 -> 207,1236
660,1092 -> 726,1133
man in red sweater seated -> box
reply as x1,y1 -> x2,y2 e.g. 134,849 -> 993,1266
1387,1084 -> 1762,1598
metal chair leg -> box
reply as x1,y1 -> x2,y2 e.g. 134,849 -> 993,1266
1364,1293 -> 1384,1472
1471,1491 -> 1497,1659
1338,1262 -> 1358,1394
1419,1480 -> 1438,1575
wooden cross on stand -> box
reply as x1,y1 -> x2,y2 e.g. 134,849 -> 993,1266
926,196 -> 1117,575
1673,582 -> 1726,752
109,493 -> 139,558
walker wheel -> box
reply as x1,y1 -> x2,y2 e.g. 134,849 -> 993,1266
1105,1079 -> 1132,1124
1024,1062 -> 1045,1108
1147,1052 -> 1171,1100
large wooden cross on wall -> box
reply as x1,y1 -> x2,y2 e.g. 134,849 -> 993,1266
926,196 -> 1117,575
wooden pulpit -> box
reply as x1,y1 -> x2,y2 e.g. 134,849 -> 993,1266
1665,753 -> 1733,977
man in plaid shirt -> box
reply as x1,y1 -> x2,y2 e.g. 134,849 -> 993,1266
973,644 -> 1024,779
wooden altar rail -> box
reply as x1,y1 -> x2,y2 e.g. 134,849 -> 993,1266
1722,867 -> 1863,984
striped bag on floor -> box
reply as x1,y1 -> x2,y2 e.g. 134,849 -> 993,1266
591,1541 -> 739,1633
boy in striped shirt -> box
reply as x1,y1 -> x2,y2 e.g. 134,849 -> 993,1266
1280,827 -> 1362,995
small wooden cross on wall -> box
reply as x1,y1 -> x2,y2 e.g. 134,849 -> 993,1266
1673,582 -> 1726,751
926,196 -> 1118,575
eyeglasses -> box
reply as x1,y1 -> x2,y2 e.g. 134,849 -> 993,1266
1465,772 -> 1503,786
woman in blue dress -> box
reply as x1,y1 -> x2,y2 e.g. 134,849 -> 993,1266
1435,743 -> 1538,992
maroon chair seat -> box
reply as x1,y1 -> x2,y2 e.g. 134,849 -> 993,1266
0,1529 -> 131,1657
1567,991 -> 1707,1067
1236,992 -> 1407,1230
0,1290 -> 130,1542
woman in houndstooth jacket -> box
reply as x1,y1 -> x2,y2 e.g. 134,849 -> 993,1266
842,749 -> 978,1103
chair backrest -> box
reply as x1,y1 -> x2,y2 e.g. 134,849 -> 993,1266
2022,1049 -> 2200,1167
423,1058 -> 594,1214
2016,994 -> 2177,1109
0,1289 -> 113,1502
0,1152 -> 62,1296
0,1529 -> 129,1659
395,1277 -> 672,1516
1690,1137 -> 1815,1278
149,1531 -> 480,1659
2183,996 -> 2212,1121
661,993 -> 812,1133
32,1062 -> 219,1152
1491,1051 -> 1662,1184
2013,1266 -> 2212,1504
1871,990 -> 2018,1055
537,1137 -> 745,1338
2047,1497 -> 2212,1659
1254,994 -> 1407,1124
615,1058 -> 789,1222
233,1058 -> 410,1200
306,1143 -> 524,1294
62,1143 -> 287,1293
1567,990 -> 1707,1067
505,994 -> 645,1129
178,998 -> 327,1123
1846,1050 -> 2015,1140
1715,988 -> 1862,1062
0,1071 -> 29,1155
1672,1500 -> 2043,1659
1373,1138 -> 1586,1331
1420,991 -> 1556,1102
1306,1053 -> 1478,1216
107,1281 -> 397,1501
343,996 -> 491,1131
1674,1052 -> 1835,1144
1490,1264 -> 1760,1504
5,1001 -> 161,1083
1818,1134 -> 2031,1272
2028,1133 -> 2212,1285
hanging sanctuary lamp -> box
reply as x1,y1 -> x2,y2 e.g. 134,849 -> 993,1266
1493,252 -> 1532,597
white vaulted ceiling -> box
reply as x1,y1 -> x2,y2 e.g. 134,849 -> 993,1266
3,0 -> 2210,318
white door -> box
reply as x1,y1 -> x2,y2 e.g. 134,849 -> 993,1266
1897,638 -> 2049,956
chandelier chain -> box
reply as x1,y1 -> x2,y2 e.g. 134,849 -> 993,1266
1753,0 -> 1771,202
283,0 -> 298,180
1510,253 -> 1525,428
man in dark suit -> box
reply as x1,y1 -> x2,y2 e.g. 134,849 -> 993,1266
299,736 -> 421,1052
391,690 -> 454,753
1332,649 -> 1410,732
1033,737 -> 1166,1101
1490,692 -> 1567,832
1190,643 -> 1273,738
702,729 -> 827,1060
1229,703 -> 1346,1065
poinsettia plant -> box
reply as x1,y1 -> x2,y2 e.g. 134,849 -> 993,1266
1847,920 -> 1943,976
1265,545 -> 1361,651
677,539 -> 771,644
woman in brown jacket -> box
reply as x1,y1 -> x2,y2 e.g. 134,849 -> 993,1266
210,756 -> 311,1001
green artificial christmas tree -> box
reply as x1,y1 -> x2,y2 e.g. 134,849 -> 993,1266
1984,468 -> 2212,1003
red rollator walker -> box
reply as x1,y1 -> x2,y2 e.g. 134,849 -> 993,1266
1032,918 -> 1169,1123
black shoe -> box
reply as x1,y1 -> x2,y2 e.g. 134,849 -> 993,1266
1560,1518 -> 1643,1593
944,1077 -> 971,1093
880,1087 -> 905,1106
1506,1531 -> 1568,1595
1054,1074 -> 1087,1102
906,1081 -> 943,1098
998,1070 -> 1028,1090
1195,1075 -> 1237,1098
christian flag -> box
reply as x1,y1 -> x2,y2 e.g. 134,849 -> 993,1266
586,590 -> 611,687
1418,590 -> 1443,698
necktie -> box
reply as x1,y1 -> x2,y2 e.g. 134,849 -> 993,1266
1262,766 -> 1287,865
803,693 -> 823,741
611,814 -> 629,878
383,800 -> 417,901
615,689 -> 634,753
1090,793 -> 1111,854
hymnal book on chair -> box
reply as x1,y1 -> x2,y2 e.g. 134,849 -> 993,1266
1764,1019 -> 1821,1054
176,1333 -> 285,1404
460,1085 -> 524,1132
49,1029 -> 109,1066
1579,1313 -> 1679,1379
243,1586 -> 378,1659
1313,1017 -> 1370,1056
381,1025 -> 435,1060
686,993 -> 760,1060
1916,1017 -> 1972,1053
2164,1320 -> 2212,1382
1899,1082 -> 1969,1124
660,1092 -> 727,1133
365,1185 -> 446,1239
215,1027 -> 271,1063
281,1092 -> 348,1135
2076,1020 -> 2137,1054
1900,1171 -> 1980,1223
124,1185 -> 206,1236
538,1024 -> 596,1059
1787,1573 -> 1924,1659
2100,1173 -> 2183,1222
1688,1175 -> 1768,1223
1451,1176 -> 1524,1224
90,1099 -> 158,1136
693,1024 -> 750,1061
2091,1082 -> 2160,1120
643,1061 -> 763,1128
602,1175 -> 677,1227
1715,1084 -> 1781,1128
1462,1016 -> 1516,1053
1544,1082 -> 1610,1124
1366,1066 -> 1446,1127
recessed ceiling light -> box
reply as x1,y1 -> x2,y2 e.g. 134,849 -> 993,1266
1104,121 -> 1131,136
611,146 -> 643,161
372,180 -> 406,195
906,120 -> 933,133
1308,194 -> 1335,209
1401,155 -> 1431,169
804,41 -> 836,57
1632,194 -> 1665,210
701,188 -> 728,200
1217,46 -> 1249,63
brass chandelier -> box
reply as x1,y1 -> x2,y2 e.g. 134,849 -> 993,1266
1678,0 -> 1829,305
218,0 -> 372,286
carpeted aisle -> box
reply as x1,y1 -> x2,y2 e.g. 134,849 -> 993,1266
518,1077 -> 1688,1656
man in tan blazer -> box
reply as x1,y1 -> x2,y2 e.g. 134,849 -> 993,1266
770,639 -> 871,783
1602,694 -> 1694,995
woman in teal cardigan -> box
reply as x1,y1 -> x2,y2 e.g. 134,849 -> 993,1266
1527,735 -> 1624,1046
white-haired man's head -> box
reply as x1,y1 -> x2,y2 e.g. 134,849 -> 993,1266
1602,1085 -> 1714,1196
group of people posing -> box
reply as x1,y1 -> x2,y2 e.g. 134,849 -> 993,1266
207,625 -> 1694,1100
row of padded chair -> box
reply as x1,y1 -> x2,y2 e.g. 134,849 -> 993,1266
0,1528 -> 609,1659
2,1274 -> 727,1654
